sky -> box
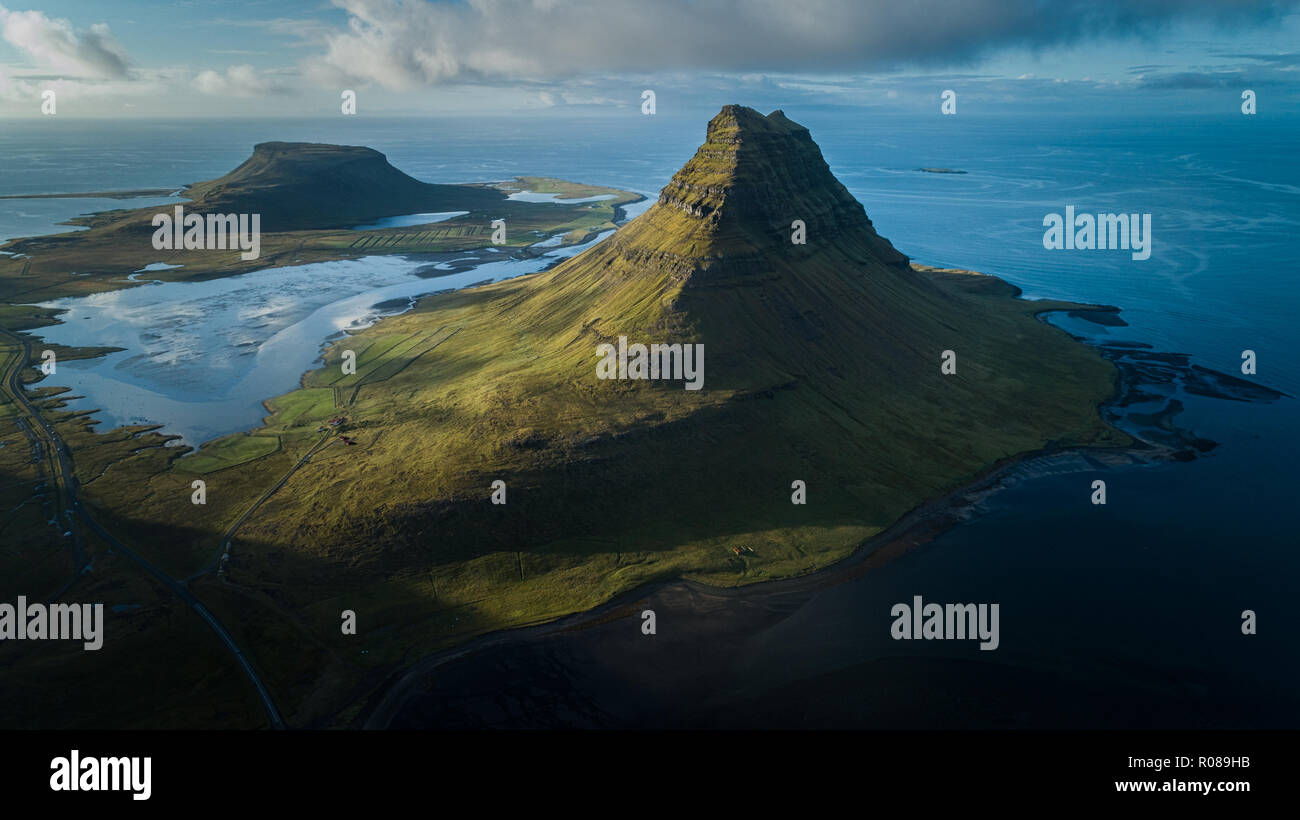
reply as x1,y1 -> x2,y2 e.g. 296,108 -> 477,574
1,0 -> 1298,118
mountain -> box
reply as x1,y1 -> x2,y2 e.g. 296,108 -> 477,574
496,104 -> 975,390
230,105 -> 1125,607
90,104 -> 1131,726
183,141 -> 505,231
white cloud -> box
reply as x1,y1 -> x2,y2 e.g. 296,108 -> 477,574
0,68 -> 175,110
194,64 -> 284,97
0,5 -> 130,79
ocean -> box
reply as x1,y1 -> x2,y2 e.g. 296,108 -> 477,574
2,110 -> 1296,727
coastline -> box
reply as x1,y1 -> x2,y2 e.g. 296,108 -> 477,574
360,432 -> 1155,729
0,188 -> 178,200
355,288 -> 1163,728
357,274 -> 1287,729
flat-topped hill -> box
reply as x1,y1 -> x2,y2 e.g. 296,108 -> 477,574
0,144 -> 637,305
183,142 -> 505,231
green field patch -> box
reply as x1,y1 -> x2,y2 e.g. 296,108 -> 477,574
313,333 -> 415,388
177,433 -> 281,474
503,176 -> 638,203
265,388 -> 336,428
0,303 -> 62,332
307,335 -> 379,388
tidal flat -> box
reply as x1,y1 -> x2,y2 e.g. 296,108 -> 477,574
25,212 -> 643,446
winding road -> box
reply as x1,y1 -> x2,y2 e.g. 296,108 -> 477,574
0,326 -> 286,729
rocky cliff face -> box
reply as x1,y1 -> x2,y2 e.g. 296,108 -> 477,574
653,105 -> 908,268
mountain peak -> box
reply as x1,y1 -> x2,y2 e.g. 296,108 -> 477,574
606,106 -> 907,268
521,105 -> 925,380
706,104 -> 807,139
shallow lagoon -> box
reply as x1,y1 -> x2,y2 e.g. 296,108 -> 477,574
350,211 -> 468,230
28,199 -> 651,446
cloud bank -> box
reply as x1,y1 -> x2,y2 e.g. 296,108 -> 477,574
307,0 -> 1298,88
194,64 -> 285,97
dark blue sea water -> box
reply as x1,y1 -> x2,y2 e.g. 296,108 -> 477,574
2,111 -> 1295,726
